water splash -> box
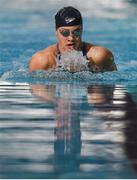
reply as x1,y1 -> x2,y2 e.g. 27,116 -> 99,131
1,65 -> 137,86
0,49 -> 137,85
57,50 -> 89,73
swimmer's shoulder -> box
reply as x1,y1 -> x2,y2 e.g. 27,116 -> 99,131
84,42 -> 117,71
29,44 -> 57,72
42,44 -> 57,55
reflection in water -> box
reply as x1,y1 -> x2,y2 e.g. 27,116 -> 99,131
126,0 -> 137,4
123,90 -> 137,172
0,83 -> 137,178
31,84 -> 82,174
30,83 -> 137,178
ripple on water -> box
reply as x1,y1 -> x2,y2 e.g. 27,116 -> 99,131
1,69 -> 137,85
0,50 -> 137,85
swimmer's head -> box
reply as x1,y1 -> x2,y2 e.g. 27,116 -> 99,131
55,6 -> 83,29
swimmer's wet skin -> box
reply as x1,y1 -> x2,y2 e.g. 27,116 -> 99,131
29,6 -> 117,73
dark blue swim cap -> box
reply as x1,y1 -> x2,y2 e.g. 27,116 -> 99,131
55,6 -> 83,29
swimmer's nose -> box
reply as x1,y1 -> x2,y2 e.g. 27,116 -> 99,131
68,32 -> 75,40
68,35 -> 74,42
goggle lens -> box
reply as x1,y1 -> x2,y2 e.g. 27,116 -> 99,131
73,29 -> 81,37
61,30 -> 70,37
60,29 -> 81,37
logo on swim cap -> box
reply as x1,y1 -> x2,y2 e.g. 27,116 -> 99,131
65,17 -> 76,24
55,6 -> 83,29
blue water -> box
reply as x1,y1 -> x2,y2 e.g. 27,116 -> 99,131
0,0 -> 137,179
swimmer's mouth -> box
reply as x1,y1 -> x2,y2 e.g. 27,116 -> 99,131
67,43 -> 75,49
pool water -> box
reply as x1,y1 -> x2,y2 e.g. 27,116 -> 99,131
0,0 -> 137,179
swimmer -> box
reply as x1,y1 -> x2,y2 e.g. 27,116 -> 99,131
29,6 -> 117,73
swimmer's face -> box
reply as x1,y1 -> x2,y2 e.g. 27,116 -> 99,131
56,25 -> 82,52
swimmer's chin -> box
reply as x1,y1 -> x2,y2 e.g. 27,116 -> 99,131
68,46 -> 75,50
65,48 -> 79,54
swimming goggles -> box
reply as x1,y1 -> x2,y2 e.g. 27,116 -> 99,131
59,29 -> 81,37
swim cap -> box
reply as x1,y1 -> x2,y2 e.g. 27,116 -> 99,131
55,6 -> 83,29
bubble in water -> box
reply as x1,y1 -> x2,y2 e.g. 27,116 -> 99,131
58,50 -> 89,73
0,71 -> 13,80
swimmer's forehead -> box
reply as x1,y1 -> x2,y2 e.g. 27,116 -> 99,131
57,25 -> 82,30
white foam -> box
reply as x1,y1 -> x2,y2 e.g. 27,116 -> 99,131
58,50 -> 89,73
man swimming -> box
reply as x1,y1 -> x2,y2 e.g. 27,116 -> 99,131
29,6 -> 117,73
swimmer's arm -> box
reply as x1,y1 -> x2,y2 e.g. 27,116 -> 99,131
87,46 -> 117,72
29,52 -> 49,72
